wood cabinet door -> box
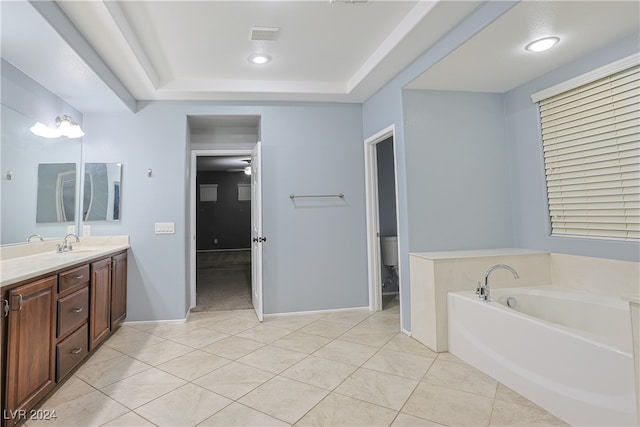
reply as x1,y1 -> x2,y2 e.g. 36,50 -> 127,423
1,290 -> 8,424
110,252 -> 127,329
90,258 -> 111,350
4,276 -> 56,424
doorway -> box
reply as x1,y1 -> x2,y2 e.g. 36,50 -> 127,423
189,148 -> 262,319
376,137 -> 399,302
364,125 -> 403,325
193,155 -> 253,312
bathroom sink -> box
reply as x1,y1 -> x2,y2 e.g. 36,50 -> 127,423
65,247 -> 100,253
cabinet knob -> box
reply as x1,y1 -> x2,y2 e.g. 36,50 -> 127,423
73,275 -> 84,280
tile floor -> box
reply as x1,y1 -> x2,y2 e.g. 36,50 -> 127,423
26,300 -> 568,426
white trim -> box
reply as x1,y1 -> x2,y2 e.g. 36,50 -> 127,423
401,328 -> 411,337
263,306 -> 371,318
347,0 -> 438,93
123,318 -> 187,325
189,149 -> 253,310
531,53 -> 640,102
363,124 -> 404,332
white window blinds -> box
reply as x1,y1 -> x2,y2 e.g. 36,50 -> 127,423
538,64 -> 639,241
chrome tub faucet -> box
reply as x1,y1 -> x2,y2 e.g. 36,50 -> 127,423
477,264 -> 519,302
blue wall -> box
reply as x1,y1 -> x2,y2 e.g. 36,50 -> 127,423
362,2 -> 638,332
4,0 -> 638,328
1,60 -> 83,243
402,89 -> 513,252
1,59 -> 82,126
362,1 -> 518,331
82,101 -> 368,321
505,33 -> 640,262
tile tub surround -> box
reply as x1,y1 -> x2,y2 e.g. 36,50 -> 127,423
25,301 -> 568,427
550,253 -> 640,298
0,235 -> 129,288
408,248 -> 640,353
409,249 -> 551,352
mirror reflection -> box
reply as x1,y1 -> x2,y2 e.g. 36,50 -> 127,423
83,163 -> 122,221
1,105 -> 82,244
36,163 -> 77,223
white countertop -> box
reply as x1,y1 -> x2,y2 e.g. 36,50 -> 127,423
409,248 -> 548,260
1,236 -> 129,289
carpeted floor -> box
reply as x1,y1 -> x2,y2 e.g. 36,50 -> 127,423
192,250 -> 253,312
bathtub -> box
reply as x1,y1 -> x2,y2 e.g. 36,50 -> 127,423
448,286 -> 637,426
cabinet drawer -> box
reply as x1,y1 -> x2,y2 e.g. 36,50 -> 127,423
59,265 -> 89,294
56,323 -> 88,381
57,286 -> 89,338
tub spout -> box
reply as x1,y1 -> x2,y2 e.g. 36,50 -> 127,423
477,264 -> 519,302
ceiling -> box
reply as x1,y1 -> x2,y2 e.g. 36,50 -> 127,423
197,156 -> 252,172
407,1 -> 640,92
1,1 -> 638,113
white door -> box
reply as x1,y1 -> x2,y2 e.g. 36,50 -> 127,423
251,141 -> 264,321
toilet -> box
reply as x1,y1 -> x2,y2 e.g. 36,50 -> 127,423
380,236 -> 398,269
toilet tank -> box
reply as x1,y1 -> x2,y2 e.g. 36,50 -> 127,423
380,236 -> 398,267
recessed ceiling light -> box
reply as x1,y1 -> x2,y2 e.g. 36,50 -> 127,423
248,53 -> 271,65
525,37 -> 560,52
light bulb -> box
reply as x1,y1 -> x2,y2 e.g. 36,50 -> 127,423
248,53 -> 271,65
525,37 -> 559,52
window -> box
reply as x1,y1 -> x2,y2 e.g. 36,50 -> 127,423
237,184 -> 251,201
534,59 -> 639,241
200,184 -> 218,202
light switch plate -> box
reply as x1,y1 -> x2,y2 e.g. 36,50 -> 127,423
83,225 -> 91,236
67,225 -> 75,234
155,222 -> 175,234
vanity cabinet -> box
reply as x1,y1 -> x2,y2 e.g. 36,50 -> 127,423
55,266 -> 90,382
4,276 -> 56,426
90,258 -> 112,350
1,250 -> 127,427
110,252 -> 127,329
57,286 -> 89,339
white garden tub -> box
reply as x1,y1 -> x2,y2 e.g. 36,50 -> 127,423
448,286 -> 637,426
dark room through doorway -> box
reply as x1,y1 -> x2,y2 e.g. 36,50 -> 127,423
193,156 -> 252,312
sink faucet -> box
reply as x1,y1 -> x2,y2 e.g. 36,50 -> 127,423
58,233 -> 80,253
27,234 -> 44,242
477,264 -> 519,302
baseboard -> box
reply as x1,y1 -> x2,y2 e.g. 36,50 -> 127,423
401,327 -> 411,337
124,318 -> 187,326
264,305 -> 370,318
196,248 -> 250,253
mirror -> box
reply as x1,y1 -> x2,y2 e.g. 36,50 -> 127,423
36,163 -> 77,223
1,105 -> 82,244
83,163 -> 122,221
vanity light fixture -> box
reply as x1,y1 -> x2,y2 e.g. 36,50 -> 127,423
248,53 -> 271,65
525,37 -> 560,52
30,115 -> 85,138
